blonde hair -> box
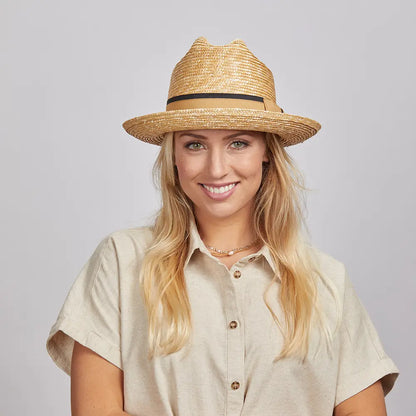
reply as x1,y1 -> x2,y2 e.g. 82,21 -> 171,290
139,131 -> 340,361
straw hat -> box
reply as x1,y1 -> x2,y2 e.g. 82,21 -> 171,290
122,37 -> 321,147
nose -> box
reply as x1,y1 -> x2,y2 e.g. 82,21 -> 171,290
206,147 -> 228,179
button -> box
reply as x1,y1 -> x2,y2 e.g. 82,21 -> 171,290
233,270 -> 241,279
248,256 -> 256,263
229,320 -> 238,329
231,381 -> 240,390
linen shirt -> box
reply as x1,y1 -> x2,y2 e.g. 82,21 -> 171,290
46,223 -> 399,416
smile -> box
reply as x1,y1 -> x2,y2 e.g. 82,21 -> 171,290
201,183 -> 237,194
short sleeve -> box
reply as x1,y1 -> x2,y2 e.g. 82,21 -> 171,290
334,266 -> 399,406
46,234 -> 122,376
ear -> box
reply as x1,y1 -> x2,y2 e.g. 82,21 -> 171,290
261,132 -> 269,163
172,132 -> 177,166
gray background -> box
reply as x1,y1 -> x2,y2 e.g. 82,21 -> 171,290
1,0 -> 414,414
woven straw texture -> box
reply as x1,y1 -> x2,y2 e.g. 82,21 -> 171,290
168,37 -> 276,102
123,37 -> 321,146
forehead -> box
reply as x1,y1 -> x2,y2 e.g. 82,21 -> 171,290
174,129 -> 265,139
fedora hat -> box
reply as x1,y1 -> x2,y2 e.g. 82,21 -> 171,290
122,37 -> 321,146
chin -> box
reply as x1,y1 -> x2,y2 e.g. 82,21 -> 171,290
195,201 -> 251,222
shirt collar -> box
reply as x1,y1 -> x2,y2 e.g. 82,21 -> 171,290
184,217 -> 211,265
185,218 -> 279,278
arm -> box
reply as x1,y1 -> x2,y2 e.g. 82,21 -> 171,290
333,380 -> 387,416
71,341 -> 132,416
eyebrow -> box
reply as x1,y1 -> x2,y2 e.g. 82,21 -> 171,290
177,131 -> 258,139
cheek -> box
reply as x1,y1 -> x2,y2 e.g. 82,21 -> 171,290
237,158 -> 264,180
175,156 -> 199,187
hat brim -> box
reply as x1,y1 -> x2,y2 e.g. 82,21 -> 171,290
122,108 -> 321,147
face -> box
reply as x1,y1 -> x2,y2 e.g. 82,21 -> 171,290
174,129 -> 268,222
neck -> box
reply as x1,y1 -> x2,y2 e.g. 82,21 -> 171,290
194,210 -> 257,250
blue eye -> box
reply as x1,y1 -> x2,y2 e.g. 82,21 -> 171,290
231,140 -> 248,149
186,142 -> 203,150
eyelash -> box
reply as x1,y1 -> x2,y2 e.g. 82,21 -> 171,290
185,140 -> 249,150
231,140 -> 249,149
185,142 -> 204,150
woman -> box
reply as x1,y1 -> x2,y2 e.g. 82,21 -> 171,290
46,37 -> 399,416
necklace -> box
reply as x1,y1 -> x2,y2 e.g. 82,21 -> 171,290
206,239 -> 259,257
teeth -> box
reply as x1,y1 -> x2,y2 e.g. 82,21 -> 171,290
202,183 -> 236,194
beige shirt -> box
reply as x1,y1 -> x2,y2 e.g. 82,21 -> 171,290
46,223 -> 399,415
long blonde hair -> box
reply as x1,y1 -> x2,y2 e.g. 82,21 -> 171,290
140,131 -> 340,361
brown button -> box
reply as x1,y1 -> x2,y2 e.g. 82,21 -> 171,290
231,381 -> 240,390
229,320 -> 238,329
233,270 -> 241,279
248,256 -> 256,263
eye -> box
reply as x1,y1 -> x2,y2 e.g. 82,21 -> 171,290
230,140 -> 248,149
185,142 -> 204,150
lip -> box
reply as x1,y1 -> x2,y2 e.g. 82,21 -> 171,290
199,182 -> 239,201
200,181 -> 238,187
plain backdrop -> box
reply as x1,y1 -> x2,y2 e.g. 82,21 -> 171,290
1,0 -> 415,414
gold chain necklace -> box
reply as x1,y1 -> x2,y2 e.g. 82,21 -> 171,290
206,239 -> 259,257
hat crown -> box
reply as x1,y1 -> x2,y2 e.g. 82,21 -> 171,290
168,37 -> 277,102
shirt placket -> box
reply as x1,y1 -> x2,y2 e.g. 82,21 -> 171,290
220,264 -> 246,416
